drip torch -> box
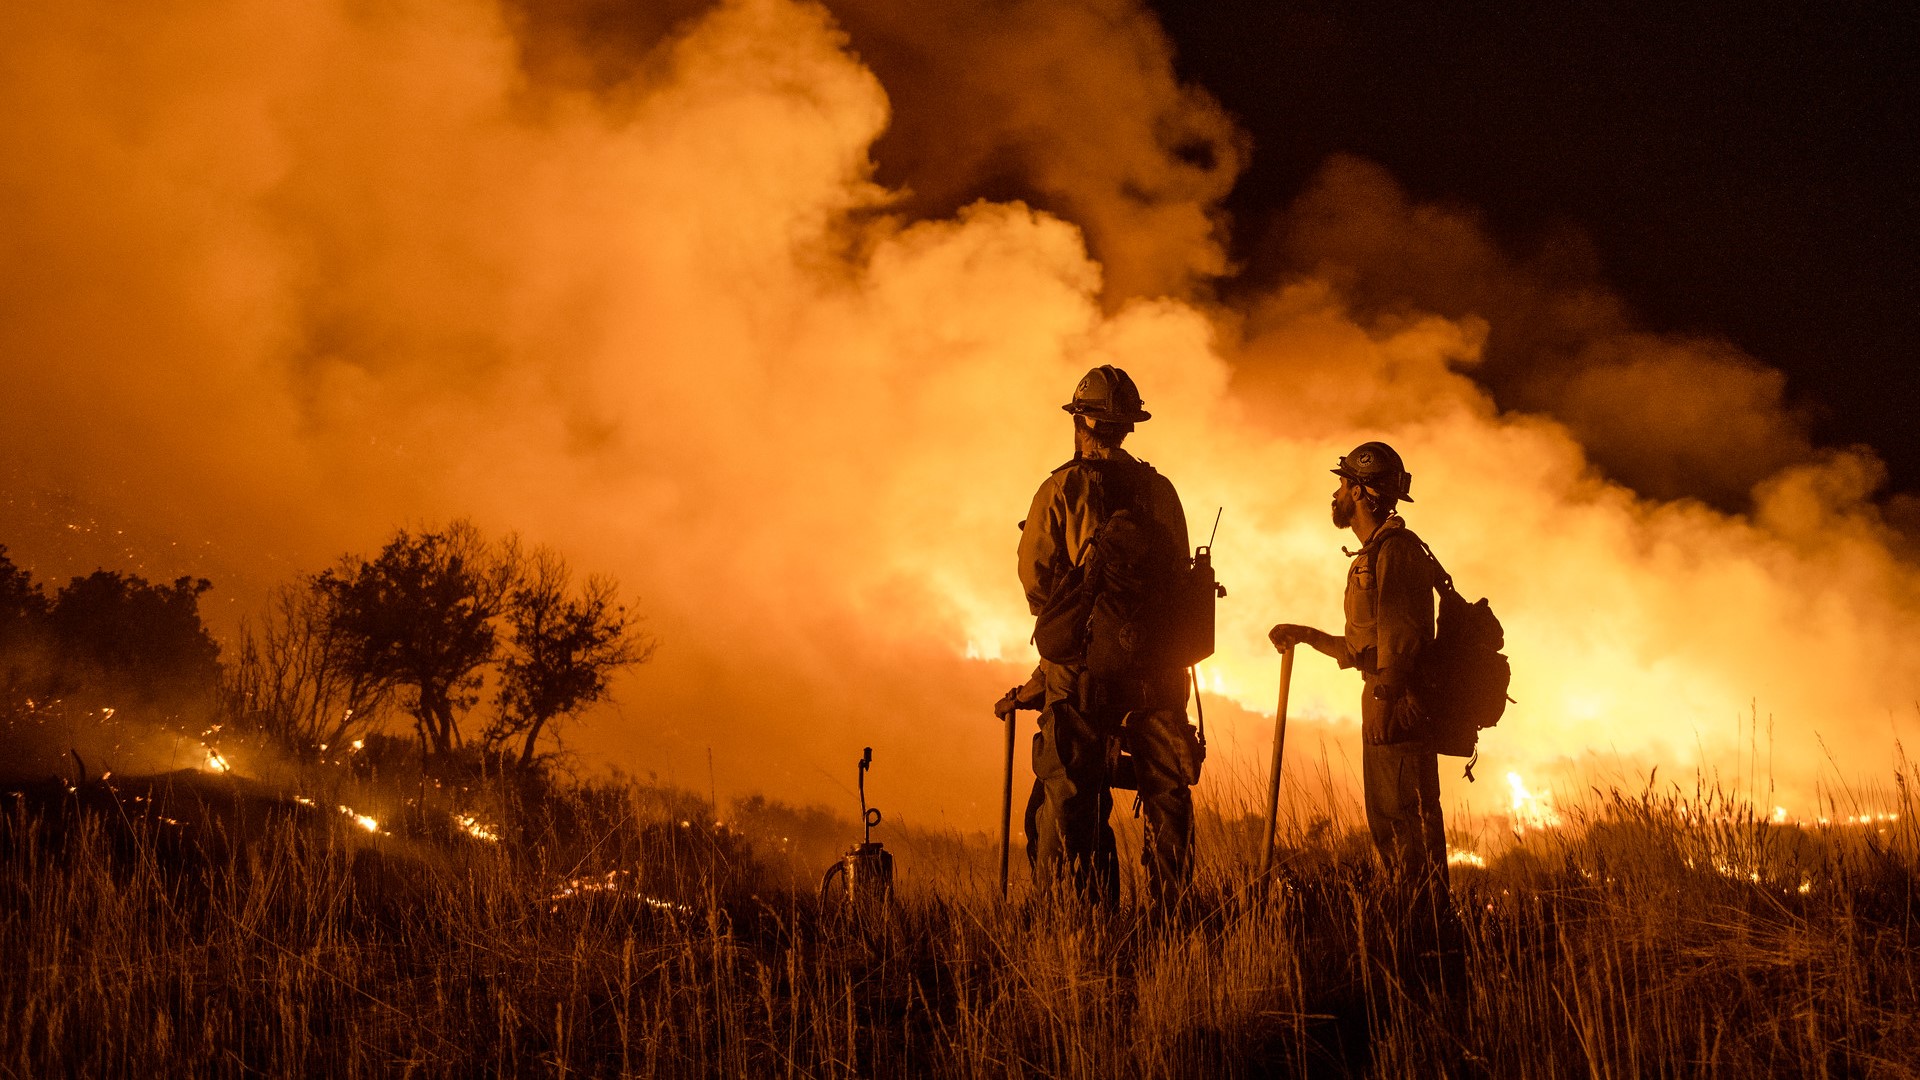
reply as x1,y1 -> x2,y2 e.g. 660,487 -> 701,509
820,746 -> 893,906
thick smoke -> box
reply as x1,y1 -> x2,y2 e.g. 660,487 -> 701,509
1266,156 -> 1819,506
506,0 -> 1245,301
2,0 -> 1913,825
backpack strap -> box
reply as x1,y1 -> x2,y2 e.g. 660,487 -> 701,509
1085,455 -> 1152,518
1395,528 -> 1461,601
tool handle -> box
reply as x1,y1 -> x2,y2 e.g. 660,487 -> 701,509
1000,705 -> 1016,898
1261,645 -> 1295,879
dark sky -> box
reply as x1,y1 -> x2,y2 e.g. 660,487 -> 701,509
1150,0 -> 1919,491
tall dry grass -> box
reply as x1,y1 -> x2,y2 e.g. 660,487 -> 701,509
3,761 -> 1918,1078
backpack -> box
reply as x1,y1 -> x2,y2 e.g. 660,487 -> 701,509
1031,458 -> 1218,677
1398,532 -> 1512,773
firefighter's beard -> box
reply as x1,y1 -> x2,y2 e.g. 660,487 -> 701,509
1331,489 -> 1356,530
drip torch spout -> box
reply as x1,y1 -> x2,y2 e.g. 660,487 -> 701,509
859,746 -> 881,842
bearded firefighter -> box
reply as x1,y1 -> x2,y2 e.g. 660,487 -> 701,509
995,365 -> 1201,910
1267,443 -> 1460,956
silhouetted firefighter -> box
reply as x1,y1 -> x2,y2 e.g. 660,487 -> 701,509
997,366 -> 1212,912
1268,443 -> 1477,981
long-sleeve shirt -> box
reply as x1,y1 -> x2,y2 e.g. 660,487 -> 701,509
1340,517 -> 1435,693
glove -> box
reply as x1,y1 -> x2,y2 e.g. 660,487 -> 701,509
1268,623 -> 1312,651
993,690 -> 1020,720
994,671 -> 1045,720
1365,682 -> 1427,744
1392,691 -> 1429,743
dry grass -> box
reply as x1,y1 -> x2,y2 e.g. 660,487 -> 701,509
3,763 -> 1918,1078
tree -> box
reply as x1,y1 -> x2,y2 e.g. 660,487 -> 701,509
315,521 -> 517,760
488,549 -> 653,768
0,546 -> 51,716
0,545 -> 50,651
222,582 -> 388,758
46,570 -> 221,712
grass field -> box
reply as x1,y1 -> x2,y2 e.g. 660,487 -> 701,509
4,756 -> 1918,1078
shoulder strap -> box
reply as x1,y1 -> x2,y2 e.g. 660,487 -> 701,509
1388,528 -> 1461,600
1062,458 -> 1132,565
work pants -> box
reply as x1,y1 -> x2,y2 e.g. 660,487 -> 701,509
1362,739 -> 1462,983
1125,708 -> 1196,907
1026,662 -> 1194,909
1361,740 -> 1446,875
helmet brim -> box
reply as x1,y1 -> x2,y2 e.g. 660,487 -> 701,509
1064,403 -> 1151,423
1330,466 -> 1413,502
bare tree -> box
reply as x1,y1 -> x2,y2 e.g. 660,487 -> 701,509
222,582 -> 388,758
315,521 -> 519,760
487,548 -> 653,768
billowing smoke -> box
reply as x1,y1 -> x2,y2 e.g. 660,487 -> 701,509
1265,156 -> 1819,506
507,0 -> 1246,301
2,0 -> 1912,824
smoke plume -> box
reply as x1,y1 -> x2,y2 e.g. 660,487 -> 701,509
2,0 -> 1912,825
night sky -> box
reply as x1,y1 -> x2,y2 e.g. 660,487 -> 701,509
1151,0 -> 1919,491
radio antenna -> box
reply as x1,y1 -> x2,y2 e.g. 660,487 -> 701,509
1207,507 -> 1223,548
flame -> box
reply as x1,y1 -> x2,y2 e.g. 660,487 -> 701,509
453,813 -> 499,842
202,748 -> 230,774
337,805 -> 380,834
1763,806 -> 1901,829
1446,847 -> 1487,868
546,869 -> 691,913
1507,772 -> 1562,832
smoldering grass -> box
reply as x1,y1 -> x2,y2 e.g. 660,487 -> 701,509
4,762 -> 1920,1077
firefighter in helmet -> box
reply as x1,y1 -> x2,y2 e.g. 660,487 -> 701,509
996,366 -> 1201,909
1267,443 -> 1458,951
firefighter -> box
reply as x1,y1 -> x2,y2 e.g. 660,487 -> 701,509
997,365 -> 1198,909
1267,443 -> 1458,953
